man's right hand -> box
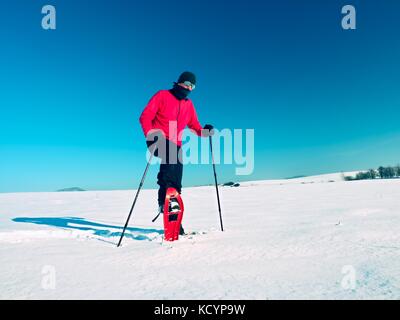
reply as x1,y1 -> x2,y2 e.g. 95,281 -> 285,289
146,135 -> 158,149
146,130 -> 165,154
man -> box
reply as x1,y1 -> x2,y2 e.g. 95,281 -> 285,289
139,71 -> 214,235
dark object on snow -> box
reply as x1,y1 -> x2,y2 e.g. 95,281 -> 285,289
223,182 -> 240,187
57,187 -> 85,192
223,182 -> 235,187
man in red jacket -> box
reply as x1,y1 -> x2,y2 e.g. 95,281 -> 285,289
139,71 -> 213,234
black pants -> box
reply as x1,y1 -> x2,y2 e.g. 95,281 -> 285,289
155,140 -> 183,206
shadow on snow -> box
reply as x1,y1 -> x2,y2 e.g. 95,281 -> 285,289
12,217 -> 163,242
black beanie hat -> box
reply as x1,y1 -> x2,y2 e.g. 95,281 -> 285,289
177,71 -> 196,85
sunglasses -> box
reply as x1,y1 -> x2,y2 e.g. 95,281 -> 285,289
182,81 -> 196,90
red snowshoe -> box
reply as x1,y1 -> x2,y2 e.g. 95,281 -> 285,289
163,188 -> 184,241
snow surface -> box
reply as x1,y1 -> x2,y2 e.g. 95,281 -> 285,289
1,173 -> 399,300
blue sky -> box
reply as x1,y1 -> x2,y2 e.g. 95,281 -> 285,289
1,0 -> 400,192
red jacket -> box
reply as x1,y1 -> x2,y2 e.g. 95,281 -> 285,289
139,90 -> 203,146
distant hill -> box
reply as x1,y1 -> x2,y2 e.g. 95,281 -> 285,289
285,175 -> 306,180
239,171 -> 361,187
57,187 -> 86,192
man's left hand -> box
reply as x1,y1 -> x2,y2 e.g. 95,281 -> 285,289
203,124 -> 215,136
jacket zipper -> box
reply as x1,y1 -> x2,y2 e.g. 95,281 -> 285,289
177,101 -> 181,121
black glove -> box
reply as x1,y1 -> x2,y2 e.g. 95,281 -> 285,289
146,130 -> 165,156
203,124 -> 215,136
146,135 -> 158,149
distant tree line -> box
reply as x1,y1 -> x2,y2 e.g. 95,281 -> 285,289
345,165 -> 400,181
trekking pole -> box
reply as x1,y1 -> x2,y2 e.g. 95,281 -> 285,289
209,136 -> 224,232
117,149 -> 155,247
